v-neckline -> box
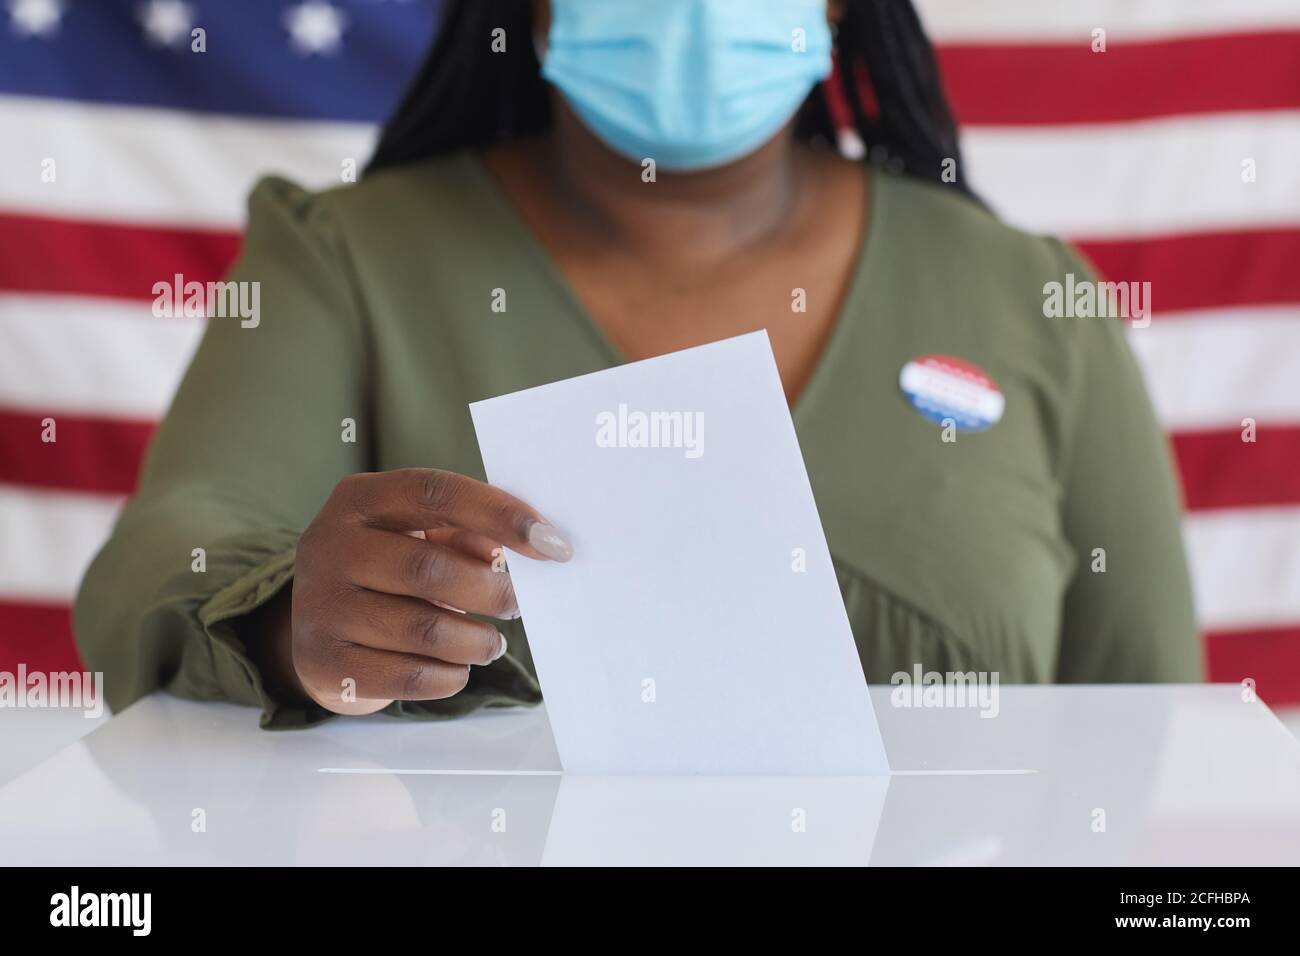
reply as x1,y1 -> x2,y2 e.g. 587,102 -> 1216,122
461,151 -> 886,428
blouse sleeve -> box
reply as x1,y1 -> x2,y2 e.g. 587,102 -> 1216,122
1050,240 -> 1203,682
74,177 -> 371,728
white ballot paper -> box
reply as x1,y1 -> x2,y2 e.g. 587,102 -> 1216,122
469,331 -> 888,775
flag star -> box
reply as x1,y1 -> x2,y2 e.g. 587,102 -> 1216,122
8,0 -> 64,38
138,0 -> 194,49
283,1 -> 347,56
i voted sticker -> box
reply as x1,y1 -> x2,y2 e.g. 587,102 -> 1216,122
899,354 -> 1005,432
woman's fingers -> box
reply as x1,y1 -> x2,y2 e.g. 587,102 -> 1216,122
332,590 -> 507,665
340,528 -> 520,618
423,527 -> 506,565
291,467 -> 571,714
335,468 -> 572,562
299,640 -> 472,704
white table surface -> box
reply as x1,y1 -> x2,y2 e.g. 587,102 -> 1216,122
0,707 -> 108,788
2,685 -> 1298,865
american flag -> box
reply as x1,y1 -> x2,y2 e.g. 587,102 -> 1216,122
1,0 -> 1297,731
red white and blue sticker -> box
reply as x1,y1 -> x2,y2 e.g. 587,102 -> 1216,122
899,354 -> 1005,432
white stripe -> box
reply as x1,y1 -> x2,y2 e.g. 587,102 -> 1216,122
917,0 -> 1300,42
1128,307 -> 1300,430
0,295 -> 203,419
961,112 -> 1300,238
0,487 -> 122,602
1,490 -> 1295,639
0,94 -> 376,229
1185,507 -> 1300,630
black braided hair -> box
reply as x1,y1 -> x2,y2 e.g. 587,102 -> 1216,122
367,0 -> 972,196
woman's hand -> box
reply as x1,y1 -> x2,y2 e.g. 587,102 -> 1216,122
258,468 -> 572,716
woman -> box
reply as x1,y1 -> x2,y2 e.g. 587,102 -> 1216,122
75,0 -> 1200,728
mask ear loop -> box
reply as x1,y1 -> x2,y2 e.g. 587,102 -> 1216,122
824,44 -> 865,160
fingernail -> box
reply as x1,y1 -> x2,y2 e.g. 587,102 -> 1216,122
527,521 -> 573,562
492,631 -> 509,662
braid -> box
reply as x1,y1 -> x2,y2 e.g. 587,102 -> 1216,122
369,0 -> 548,171
819,0 -> 971,192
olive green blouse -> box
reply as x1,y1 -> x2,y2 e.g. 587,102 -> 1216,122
74,152 -> 1202,729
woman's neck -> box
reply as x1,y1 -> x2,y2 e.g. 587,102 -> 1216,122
534,98 -> 808,268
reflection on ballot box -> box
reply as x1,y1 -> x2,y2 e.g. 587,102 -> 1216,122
0,686 -> 1297,865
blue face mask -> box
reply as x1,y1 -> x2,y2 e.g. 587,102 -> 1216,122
541,0 -> 833,172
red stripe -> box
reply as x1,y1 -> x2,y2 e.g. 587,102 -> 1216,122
1171,425 -> 1300,512
936,31 -> 1300,126
0,212 -> 240,301
1206,625 -> 1300,706
8,217 -> 1294,318
0,601 -> 84,673
1075,229 -> 1300,315
851,58 -> 879,120
0,410 -> 154,496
